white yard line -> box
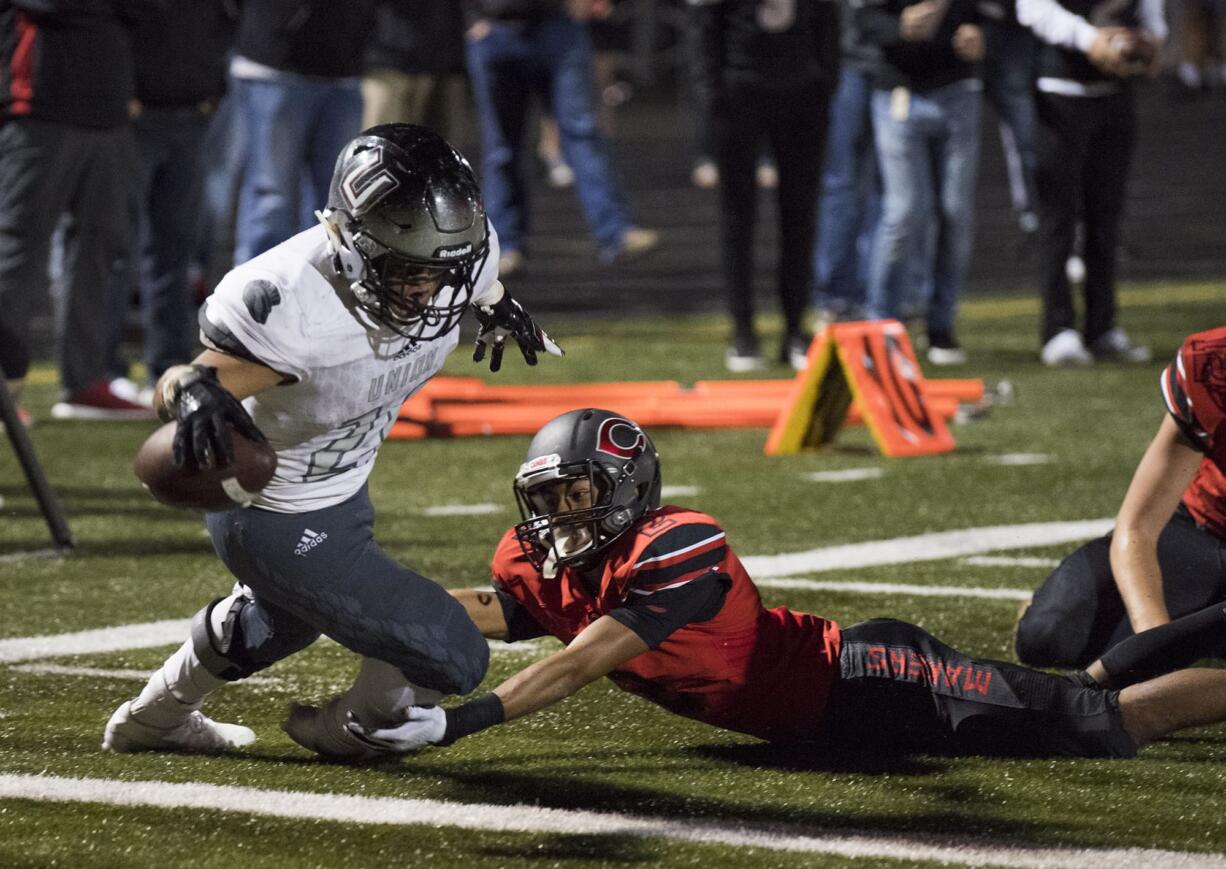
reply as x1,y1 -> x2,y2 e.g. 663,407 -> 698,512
756,578 -> 1033,600
0,521 -> 1109,664
661,485 -> 700,498
963,556 -> 1061,569
421,503 -> 503,517
803,468 -> 884,483
739,519 -> 1112,577
0,774 -> 1218,869
984,453 -> 1054,466
9,663 -> 282,684
0,621 -> 545,665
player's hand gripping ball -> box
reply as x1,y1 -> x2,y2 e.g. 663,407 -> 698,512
135,421 -> 276,511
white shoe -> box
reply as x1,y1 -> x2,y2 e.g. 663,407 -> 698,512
1089,327 -> 1151,363
725,346 -> 765,373
102,700 -> 254,753
1041,328 -> 1093,367
282,700 -> 388,762
927,345 -> 968,366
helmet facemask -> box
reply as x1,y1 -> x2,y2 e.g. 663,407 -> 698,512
323,209 -> 488,342
513,455 -> 655,573
321,124 -> 490,342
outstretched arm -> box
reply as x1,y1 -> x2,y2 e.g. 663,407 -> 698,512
348,613 -> 647,750
1108,415 -> 1204,633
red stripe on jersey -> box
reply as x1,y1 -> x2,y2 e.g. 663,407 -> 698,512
634,531 -> 726,570
9,12 -> 35,115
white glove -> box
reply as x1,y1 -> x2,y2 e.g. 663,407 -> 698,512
346,705 -> 446,752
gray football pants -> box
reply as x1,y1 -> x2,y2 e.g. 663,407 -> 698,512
204,485 -> 489,696
0,118 -> 136,390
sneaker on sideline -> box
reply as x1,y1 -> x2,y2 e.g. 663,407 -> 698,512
1090,326 -> 1151,363
102,700 -> 254,753
781,332 -> 812,371
691,159 -> 719,189
51,378 -> 157,420
543,157 -> 575,189
725,333 -> 765,373
1041,328 -> 1093,367
600,226 -> 659,265
755,161 -> 778,189
926,333 -> 967,366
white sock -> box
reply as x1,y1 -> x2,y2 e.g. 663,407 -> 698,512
343,657 -> 442,726
129,639 -> 227,728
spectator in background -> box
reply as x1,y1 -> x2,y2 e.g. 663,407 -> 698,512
230,0 -> 375,264
858,0 -> 986,368
979,0 -> 1040,242
689,0 -> 840,373
0,0 -> 153,421
124,0 -> 238,401
363,0 -> 468,144
1017,0 -> 1165,367
465,0 -> 658,277
813,0 -> 882,326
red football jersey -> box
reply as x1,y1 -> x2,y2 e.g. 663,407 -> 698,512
492,506 -> 842,742
1161,326 -> 1226,539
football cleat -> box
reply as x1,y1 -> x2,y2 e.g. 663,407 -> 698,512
281,700 -> 391,762
102,700 -> 254,754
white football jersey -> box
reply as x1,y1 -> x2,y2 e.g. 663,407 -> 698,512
199,224 -> 502,513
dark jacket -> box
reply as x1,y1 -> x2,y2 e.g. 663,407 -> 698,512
855,0 -> 981,92
365,0 -> 466,74
689,0 -> 841,108
132,0 -> 237,107
0,0 -> 153,127
236,0 -> 377,79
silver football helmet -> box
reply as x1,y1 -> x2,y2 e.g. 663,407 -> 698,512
318,123 -> 489,341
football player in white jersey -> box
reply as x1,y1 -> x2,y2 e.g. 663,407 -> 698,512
102,124 -> 562,756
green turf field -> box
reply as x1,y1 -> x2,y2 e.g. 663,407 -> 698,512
2,282 -> 1224,868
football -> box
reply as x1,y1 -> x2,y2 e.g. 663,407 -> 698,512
134,421 -> 277,511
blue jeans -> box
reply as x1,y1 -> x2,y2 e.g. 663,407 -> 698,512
233,75 -> 362,264
131,106 -> 213,381
867,80 -> 982,338
466,16 -> 631,257
982,22 -> 1038,217
814,66 -> 880,316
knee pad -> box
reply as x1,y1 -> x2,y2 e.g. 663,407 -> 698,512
190,593 -> 258,681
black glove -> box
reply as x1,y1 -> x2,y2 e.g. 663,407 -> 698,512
169,366 -> 266,470
472,291 -> 564,373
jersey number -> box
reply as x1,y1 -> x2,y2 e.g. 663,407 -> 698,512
304,408 -> 394,481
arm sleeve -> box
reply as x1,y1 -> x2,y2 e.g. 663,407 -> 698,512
1016,0 -> 1096,52
469,222 -> 505,307
495,588 -> 551,642
608,572 -> 731,649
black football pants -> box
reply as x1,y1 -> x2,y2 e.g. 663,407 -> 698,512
1016,507 -> 1226,669
823,619 -> 1135,758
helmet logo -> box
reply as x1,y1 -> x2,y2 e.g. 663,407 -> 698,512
340,146 -> 400,214
595,418 -> 645,460
435,242 -> 474,259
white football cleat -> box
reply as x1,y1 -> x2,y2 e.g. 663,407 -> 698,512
102,700 -> 255,754
281,700 -> 389,762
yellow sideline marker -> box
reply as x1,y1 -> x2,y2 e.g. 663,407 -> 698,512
765,320 -> 955,457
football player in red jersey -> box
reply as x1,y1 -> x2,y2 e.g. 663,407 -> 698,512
323,408 -> 1226,761
1017,326 -> 1226,672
